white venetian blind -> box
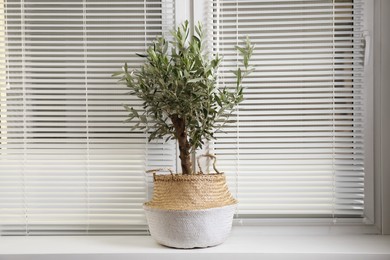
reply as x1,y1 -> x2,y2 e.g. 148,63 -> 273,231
0,0 -> 176,235
210,0 -> 366,218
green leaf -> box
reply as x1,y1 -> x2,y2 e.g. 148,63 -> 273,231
123,104 -> 133,112
163,42 -> 168,54
215,95 -> 222,107
244,68 -> 255,76
112,71 -> 123,77
236,68 -> 242,86
195,21 -> 202,37
131,107 -> 139,117
235,46 -> 245,54
124,117 -> 134,123
230,70 -> 237,76
136,53 -> 147,58
187,78 -> 203,83
139,115 -> 147,123
244,56 -> 248,68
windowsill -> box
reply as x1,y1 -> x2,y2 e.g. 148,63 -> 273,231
1,227 -> 389,260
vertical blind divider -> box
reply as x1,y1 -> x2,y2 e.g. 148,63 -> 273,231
331,0 -> 336,224
143,0 -> 149,206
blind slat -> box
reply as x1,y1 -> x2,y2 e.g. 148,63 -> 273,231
209,0 -> 366,218
0,0 -> 176,235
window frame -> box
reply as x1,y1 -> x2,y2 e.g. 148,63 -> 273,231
0,0 -> 383,235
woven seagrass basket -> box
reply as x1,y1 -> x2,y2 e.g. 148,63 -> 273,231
143,154 -> 237,248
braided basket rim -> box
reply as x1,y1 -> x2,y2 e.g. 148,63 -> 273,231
153,172 -> 227,181
144,172 -> 238,211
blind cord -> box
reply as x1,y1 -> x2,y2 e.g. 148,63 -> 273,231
235,0 -> 240,223
20,0 -> 28,236
82,0 -> 90,234
331,0 -> 337,226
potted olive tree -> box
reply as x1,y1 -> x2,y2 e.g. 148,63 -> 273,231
114,21 -> 253,248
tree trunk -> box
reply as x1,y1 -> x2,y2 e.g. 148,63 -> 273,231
171,115 -> 192,175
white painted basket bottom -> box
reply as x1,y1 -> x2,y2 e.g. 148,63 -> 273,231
143,204 -> 236,249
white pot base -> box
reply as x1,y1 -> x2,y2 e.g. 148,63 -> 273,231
143,204 -> 236,249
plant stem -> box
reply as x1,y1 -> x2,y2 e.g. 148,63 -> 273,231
171,115 -> 192,175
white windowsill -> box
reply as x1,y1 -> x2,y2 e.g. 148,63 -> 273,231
0,227 -> 389,260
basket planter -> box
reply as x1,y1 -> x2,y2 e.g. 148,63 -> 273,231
116,22 -> 252,248
144,155 -> 237,248
144,204 -> 236,248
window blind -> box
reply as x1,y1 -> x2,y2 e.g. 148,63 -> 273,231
0,0 -> 175,235
209,0 -> 366,218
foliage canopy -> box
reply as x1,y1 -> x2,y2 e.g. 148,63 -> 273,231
114,21 -> 253,174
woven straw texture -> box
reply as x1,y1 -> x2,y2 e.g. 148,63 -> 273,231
144,173 -> 237,210
144,204 -> 236,248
